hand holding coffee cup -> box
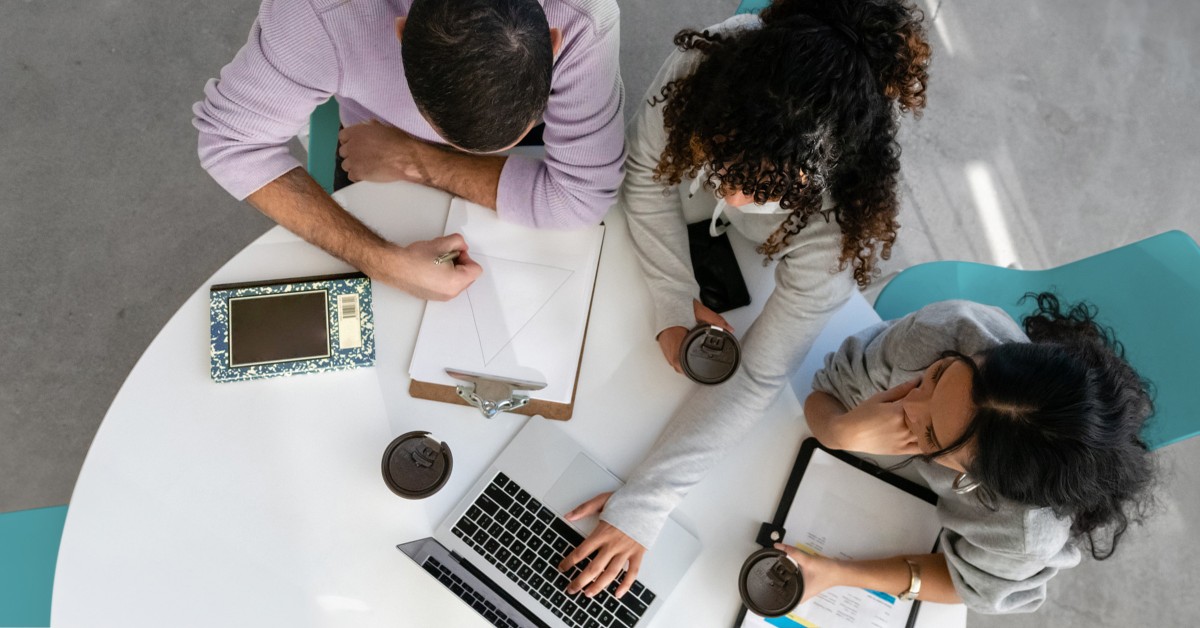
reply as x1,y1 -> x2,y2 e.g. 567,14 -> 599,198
657,300 -> 737,376
739,547 -> 804,617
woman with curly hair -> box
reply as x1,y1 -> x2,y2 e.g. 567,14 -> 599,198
556,0 -> 932,599
784,294 -> 1156,611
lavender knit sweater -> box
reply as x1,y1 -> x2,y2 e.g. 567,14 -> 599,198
193,0 -> 625,228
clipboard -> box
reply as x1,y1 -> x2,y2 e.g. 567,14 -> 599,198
734,438 -> 940,628
407,267 -> 599,421
408,218 -> 605,421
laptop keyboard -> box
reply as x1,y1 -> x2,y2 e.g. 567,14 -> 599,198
450,472 -> 657,628
422,555 -> 522,628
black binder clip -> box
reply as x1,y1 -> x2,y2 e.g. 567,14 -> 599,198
756,521 -> 786,548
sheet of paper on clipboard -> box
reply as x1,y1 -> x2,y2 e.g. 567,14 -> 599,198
738,443 -> 942,628
408,198 -> 605,406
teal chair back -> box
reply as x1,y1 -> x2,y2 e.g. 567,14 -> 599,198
308,98 -> 341,194
734,0 -> 772,14
0,505 -> 68,628
873,230 -> 1200,450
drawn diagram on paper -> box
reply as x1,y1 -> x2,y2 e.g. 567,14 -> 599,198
408,197 -> 605,405
465,253 -> 574,365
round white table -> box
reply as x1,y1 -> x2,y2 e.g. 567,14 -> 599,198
52,181 -> 966,628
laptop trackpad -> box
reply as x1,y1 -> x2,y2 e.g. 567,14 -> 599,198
542,453 -> 622,538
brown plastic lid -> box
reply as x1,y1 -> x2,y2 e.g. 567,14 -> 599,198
381,431 -> 453,499
679,325 -> 741,385
739,548 -> 804,617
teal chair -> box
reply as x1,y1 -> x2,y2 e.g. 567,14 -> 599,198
0,505 -> 68,627
307,98 -> 341,194
873,230 -> 1200,450
734,0 -> 772,15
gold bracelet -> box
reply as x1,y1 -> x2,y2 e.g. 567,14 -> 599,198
899,558 -> 922,601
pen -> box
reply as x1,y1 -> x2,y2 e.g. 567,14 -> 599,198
434,250 -> 461,266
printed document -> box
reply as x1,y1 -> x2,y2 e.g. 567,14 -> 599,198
740,448 -> 942,628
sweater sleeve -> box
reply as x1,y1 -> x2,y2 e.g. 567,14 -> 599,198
619,46 -> 705,334
600,218 -> 854,547
811,300 -> 1029,406
192,0 -> 339,200
941,507 -> 1081,614
495,8 -> 626,229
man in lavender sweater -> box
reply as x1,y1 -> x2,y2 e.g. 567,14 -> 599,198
193,0 -> 624,300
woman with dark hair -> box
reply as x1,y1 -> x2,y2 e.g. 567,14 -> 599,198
784,294 -> 1156,612
556,0 -> 932,600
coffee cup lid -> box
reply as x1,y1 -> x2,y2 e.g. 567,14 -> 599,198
381,431 -> 453,499
739,548 -> 804,617
679,325 -> 741,385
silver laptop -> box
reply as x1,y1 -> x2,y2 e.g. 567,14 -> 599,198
399,418 -> 701,628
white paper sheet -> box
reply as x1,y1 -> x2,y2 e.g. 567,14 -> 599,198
408,199 -> 605,405
741,448 -> 942,628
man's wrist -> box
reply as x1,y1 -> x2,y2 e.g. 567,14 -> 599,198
358,241 -> 407,282
402,140 -> 444,186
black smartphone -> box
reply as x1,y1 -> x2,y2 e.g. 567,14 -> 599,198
687,220 -> 752,313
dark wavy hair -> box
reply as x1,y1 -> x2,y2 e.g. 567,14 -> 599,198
403,0 -> 552,152
650,0 -> 931,287
926,293 -> 1157,560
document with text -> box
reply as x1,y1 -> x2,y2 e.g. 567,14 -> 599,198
739,443 -> 942,628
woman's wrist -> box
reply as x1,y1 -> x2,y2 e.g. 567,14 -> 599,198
818,556 -> 853,590
825,557 -> 909,596
804,391 -> 852,449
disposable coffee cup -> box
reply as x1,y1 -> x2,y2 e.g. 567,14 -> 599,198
739,548 -> 804,618
679,325 -> 741,385
381,431 -> 453,499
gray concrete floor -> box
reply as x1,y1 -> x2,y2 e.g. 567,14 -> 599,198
2,0 -> 1198,626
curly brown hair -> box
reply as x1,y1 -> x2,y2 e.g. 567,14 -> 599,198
650,0 -> 931,287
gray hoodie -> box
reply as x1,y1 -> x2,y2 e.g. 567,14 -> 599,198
810,300 -> 1082,614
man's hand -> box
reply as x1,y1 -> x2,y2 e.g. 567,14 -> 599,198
366,233 -> 482,301
557,492 -> 646,599
656,300 -> 734,374
339,121 -> 433,184
831,379 -> 922,455
339,120 -> 506,209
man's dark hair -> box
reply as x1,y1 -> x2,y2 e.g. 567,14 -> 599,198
403,0 -> 553,152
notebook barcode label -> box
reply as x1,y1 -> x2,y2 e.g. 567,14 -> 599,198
337,294 -> 362,350
339,294 -> 359,320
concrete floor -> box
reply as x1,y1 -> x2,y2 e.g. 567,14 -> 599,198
2,0 -> 1198,626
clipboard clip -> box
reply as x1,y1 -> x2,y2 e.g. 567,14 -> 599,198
446,369 -> 547,419
756,521 -> 787,548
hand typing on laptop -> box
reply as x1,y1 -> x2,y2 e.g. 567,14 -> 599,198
401,420 -> 692,628
558,492 -> 647,599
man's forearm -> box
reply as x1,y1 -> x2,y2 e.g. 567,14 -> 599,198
416,144 -> 505,210
830,554 -> 961,604
246,167 -> 389,273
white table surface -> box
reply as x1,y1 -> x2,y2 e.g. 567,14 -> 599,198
52,181 -> 966,628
